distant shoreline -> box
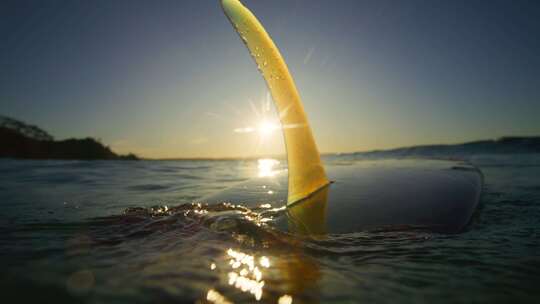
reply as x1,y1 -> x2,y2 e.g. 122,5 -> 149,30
348,136 -> 540,159
146,136 -> 540,161
1,116 -> 538,161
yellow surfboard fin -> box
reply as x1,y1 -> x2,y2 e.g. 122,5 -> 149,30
221,0 -> 329,205
286,185 -> 329,236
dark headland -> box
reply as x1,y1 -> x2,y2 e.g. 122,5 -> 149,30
0,116 -> 138,160
352,136 -> 540,158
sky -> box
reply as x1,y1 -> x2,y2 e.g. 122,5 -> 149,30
1,0 -> 539,159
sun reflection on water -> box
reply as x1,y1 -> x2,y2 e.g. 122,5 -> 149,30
278,294 -> 293,304
207,289 -> 233,304
204,241 -> 305,303
226,248 -> 268,301
258,158 -> 280,177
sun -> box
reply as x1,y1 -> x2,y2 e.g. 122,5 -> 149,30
231,92 -> 283,149
257,120 -> 279,137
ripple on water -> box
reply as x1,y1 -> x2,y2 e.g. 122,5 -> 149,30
1,157 -> 540,303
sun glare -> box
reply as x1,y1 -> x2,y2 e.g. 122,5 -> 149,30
232,94 -> 282,144
257,121 -> 279,136
231,92 -> 285,157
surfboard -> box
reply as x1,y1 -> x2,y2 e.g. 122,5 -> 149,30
200,159 -> 483,234
213,0 -> 484,235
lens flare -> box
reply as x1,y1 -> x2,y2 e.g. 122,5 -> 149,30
258,120 -> 279,136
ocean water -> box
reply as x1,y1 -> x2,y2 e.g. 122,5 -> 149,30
1,154 -> 539,303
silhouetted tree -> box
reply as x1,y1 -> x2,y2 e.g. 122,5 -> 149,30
0,116 -> 54,141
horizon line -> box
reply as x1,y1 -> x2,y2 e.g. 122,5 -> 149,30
139,135 -> 540,161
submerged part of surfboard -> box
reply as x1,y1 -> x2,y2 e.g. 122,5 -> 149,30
221,0 -> 329,204
200,160 -> 483,234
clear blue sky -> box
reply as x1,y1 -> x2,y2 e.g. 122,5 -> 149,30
1,0 -> 539,158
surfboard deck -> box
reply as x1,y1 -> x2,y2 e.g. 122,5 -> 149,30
199,159 -> 483,234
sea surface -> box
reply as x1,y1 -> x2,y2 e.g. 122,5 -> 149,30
1,154 -> 539,303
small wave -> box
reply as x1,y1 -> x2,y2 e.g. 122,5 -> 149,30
125,184 -> 171,191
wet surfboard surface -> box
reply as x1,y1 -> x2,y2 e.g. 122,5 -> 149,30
199,159 -> 483,234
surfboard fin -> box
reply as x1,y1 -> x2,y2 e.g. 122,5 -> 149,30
221,0 -> 329,205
